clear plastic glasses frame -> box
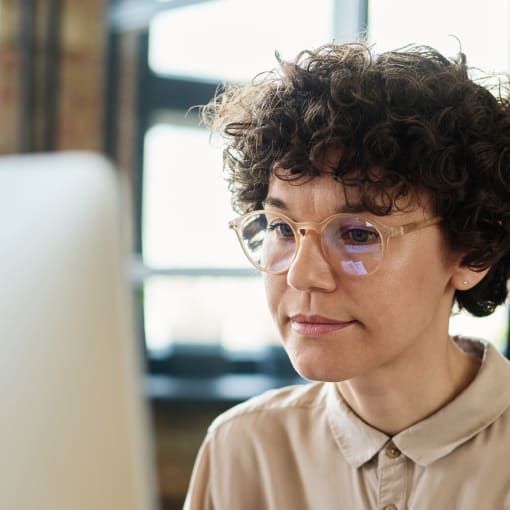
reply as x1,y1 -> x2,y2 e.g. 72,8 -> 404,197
229,208 -> 442,276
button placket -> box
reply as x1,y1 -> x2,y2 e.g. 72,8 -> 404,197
377,442 -> 407,510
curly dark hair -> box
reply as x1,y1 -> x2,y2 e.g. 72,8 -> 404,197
201,43 -> 510,317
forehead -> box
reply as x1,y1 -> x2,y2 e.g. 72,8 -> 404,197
266,174 -> 355,212
266,172 -> 430,219
268,146 -> 433,216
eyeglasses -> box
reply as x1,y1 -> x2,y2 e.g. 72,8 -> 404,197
229,209 -> 441,276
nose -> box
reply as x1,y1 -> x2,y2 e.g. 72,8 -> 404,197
286,230 -> 337,292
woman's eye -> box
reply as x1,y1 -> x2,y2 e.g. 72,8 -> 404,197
344,228 -> 379,244
268,222 -> 294,238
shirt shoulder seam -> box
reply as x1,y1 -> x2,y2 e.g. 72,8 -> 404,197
209,384 -> 328,432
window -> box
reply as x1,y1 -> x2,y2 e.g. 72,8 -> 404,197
149,0 -> 335,82
369,0 -> 510,74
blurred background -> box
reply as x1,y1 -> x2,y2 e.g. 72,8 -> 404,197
1,0 -> 509,507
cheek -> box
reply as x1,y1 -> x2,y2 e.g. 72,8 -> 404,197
262,273 -> 287,318
384,233 -> 454,289
363,244 -> 455,327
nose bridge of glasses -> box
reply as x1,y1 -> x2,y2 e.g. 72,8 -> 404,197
295,220 -> 323,238
293,221 -> 330,266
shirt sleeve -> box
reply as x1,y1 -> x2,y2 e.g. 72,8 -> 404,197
183,433 -> 215,510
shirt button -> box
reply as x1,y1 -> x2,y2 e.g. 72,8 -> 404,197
382,505 -> 398,510
385,444 -> 401,459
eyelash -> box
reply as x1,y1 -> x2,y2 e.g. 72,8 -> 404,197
342,228 -> 379,244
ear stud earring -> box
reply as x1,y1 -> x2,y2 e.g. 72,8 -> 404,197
463,280 -> 469,285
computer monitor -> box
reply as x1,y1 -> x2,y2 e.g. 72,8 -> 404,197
0,152 -> 158,510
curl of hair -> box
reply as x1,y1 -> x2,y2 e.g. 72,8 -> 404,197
201,43 -> 510,317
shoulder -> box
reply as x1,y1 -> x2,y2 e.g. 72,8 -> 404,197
208,381 -> 329,434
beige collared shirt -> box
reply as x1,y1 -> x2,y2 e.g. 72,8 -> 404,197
184,338 -> 510,509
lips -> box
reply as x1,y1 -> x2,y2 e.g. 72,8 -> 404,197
289,314 -> 356,337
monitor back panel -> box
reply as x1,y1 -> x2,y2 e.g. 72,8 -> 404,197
0,152 -> 158,510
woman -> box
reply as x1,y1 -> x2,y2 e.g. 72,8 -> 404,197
184,43 -> 510,509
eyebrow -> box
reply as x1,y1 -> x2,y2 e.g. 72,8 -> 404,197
263,196 -> 368,214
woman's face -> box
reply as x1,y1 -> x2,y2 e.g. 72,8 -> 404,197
263,172 -> 462,383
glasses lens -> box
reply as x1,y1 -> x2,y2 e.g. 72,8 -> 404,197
237,213 -> 383,276
239,212 -> 296,272
322,216 -> 383,275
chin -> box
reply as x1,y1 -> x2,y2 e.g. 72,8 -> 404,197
288,354 -> 353,383
282,333 -> 360,383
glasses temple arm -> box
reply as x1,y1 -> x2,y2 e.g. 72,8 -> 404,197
389,217 -> 442,237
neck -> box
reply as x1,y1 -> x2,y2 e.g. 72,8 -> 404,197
336,336 -> 481,436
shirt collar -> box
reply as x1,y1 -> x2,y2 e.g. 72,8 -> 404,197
326,383 -> 389,468
326,339 -> 510,468
394,339 -> 510,466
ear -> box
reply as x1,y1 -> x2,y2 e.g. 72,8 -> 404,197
451,264 -> 491,291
